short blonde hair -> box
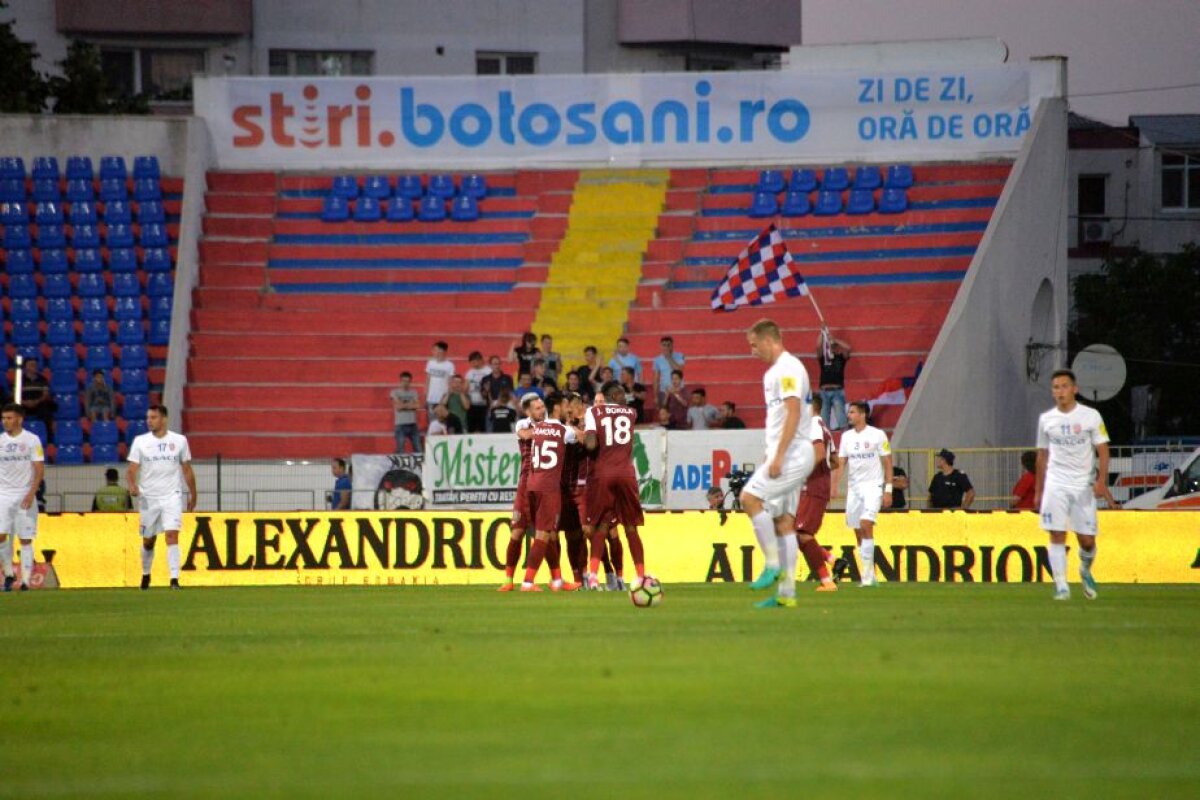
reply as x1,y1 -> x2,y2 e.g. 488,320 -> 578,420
747,319 -> 781,341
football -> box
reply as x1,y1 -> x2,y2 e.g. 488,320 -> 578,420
629,576 -> 663,608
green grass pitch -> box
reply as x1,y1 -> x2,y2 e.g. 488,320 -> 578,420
2,583 -> 1198,798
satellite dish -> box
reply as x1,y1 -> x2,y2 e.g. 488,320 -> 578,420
1071,344 -> 1126,402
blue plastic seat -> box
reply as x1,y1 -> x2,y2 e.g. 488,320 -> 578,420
46,320 -> 75,347
385,198 -> 414,222
82,321 -> 110,347
353,197 -> 382,222
749,191 -> 779,218
4,224 -> 32,248
149,317 -> 170,345
788,169 -> 818,193
25,420 -> 48,447
885,164 -> 914,189
149,295 -> 172,320
141,247 -> 171,272
73,248 -> 102,273
35,201 -> 63,225
450,194 -> 478,222
42,273 -> 72,299
146,272 -> 172,297
53,394 -> 80,421
106,223 -> 135,248
111,273 -> 140,298
80,297 -> 108,322
32,178 -> 60,202
118,367 -> 149,393
56,420 -> 84,445
68,200 -> 97,225
330,175 -> 358,199
813,190 -> 843,216
136,200 -> 165,224
45,298 -> 74,323
65,178 -> 94,202
132,156 -> 160,180
32,157 -> 60,181
103,199 -> 131,223
36,223 -> 67,248
757,170 -> 785,194
119,344 -> 147,369
427,174 -> 455,199
40,248 -> 69,274
8,273 -> 37,298
124,416 -> 148,440
879,188 -> 908,214
139,222 -> 168,247
55,443 -> 83,464
0,178 -> 24,201
77,273 -> 107,298
846,189 -> 875,215
781,191 -> 811,217
362,175 -> 390,199
66,157 -> 94,181
320,195 -> 349,222
91,443 -> 119,462
50,369 -> 79,393
85,344 -> 114,370
461,174 -> 487,199
14,345 -> 41,363
417,195 -> 446,222
99,177 -> 127,202
50,345 -> 79,370
99,156 -> 126,182
9,297 -> 38,322
853,165 -> 882,190
4,248 -> 34,273
820,167 -> 849,192
0,200 -> 26,224
11,319 -> 39,346
113,296 -> 142,321
71,223 -> 101,248
132,178 -> 161,202
108,248 -> 137,273
117,319 -> 145,345
396,175 -> 423,199
91,420 -> 119,445
0,157 -> 25,180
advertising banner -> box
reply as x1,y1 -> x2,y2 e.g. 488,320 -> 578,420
30,511 -> 1200,588
194,66 -> 1040,169
663,430 -> 764,510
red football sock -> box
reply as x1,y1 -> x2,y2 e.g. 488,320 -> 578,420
799,537 -> 831,580
608,536 -> 625,576
504,536 -> 523,578
523,538 -> 548,584
625,529 -> 646,578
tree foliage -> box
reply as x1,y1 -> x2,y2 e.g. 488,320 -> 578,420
0,0 -> 50,112
1070,245 -> 1200,440
49,40 -> 149,115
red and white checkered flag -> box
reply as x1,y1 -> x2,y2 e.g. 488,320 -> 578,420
710,224 -> 809,312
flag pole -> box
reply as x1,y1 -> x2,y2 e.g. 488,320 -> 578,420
774,217 -> 827,330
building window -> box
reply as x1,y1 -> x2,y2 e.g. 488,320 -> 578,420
1077,174 -> 1107,216
268,50 -> 373,77
1161,151 -> 1200,210
476,52 -> 536,75
99,47 -> 205,102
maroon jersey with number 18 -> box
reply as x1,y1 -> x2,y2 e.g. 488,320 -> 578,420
583,403 -> 643,528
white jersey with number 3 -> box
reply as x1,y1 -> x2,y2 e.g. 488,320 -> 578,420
761,351 -> 812,463
128,431 -> 192,499
839,425 -> 891,489
1037,404 -> 1109,490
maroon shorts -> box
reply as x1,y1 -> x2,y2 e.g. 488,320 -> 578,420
795,492 -> 830,534
586,474 -> 644,529
527,488 -> 562,533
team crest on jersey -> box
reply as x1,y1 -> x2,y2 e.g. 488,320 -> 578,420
17,443 -> 26,454
1072,424 -> 1081,434
169,443 -> 176,451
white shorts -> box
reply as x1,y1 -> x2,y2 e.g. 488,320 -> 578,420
0,494 -> 38,540
1039,483 -> 1098,536
139,493 -> 184,537
742,444 -> 815,519
845,484 -> 883,530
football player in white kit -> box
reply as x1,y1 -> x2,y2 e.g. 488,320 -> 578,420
835,401 -> 894,587
0,404 -> 45,591
741,319 -> 816,609
1034,370 -> 1109,600
127,405 -> 197,589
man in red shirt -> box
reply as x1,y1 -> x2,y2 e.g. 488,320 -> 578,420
794,394 -> 839,591
583,381 -> 647,590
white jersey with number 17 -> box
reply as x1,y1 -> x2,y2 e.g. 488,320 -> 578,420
128,431 -> 192,499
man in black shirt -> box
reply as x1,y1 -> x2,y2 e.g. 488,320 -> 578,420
928,449 -> 975,509
719,401 -> 746,429
816,328 -> 852,430
889,465 -> 910,510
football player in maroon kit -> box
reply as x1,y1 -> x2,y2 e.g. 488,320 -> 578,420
498,393 -> 541,591
559,392 -> 592,585
794,394 -> 838,591
583,381 -> 648,590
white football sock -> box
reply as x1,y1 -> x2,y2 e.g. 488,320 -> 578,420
777,535 -> 798,598
750,511 -> 780,569
1049,542 -> 1068,592
167,544 -> 181,580
0,539 -> 12,578
141,543 -> 155,576
1079,543 -> 1096,574
20,542 -> 34,584
859,538 -> 875,583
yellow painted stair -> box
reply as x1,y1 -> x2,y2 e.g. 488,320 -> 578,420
532,170 -> 669,368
